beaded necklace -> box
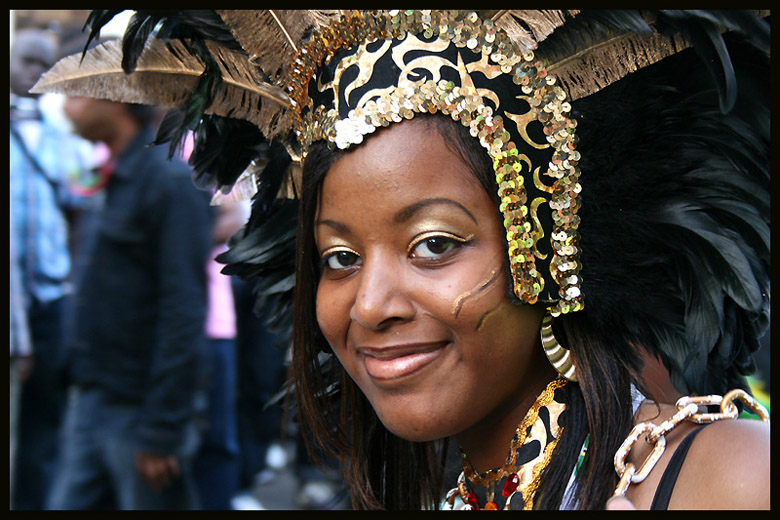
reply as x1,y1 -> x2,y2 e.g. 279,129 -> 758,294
444,378 -> 569,510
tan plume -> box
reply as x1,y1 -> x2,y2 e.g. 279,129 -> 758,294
537,19 -> 690,102
479,10 -> 689,102
216,9 -> 340,81
31,37 -> 292,136
485,10 -> 577,54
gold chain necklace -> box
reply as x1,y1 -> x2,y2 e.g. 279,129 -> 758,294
445,378 -> 569,510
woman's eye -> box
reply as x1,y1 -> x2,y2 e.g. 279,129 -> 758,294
323,250 -> 362,270
410,235 -> 462,259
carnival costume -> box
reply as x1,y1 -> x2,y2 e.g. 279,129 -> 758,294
33,10 -> 770,509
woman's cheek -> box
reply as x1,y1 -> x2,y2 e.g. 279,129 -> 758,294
315,283 -> 345,346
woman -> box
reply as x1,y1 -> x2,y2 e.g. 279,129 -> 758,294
34,10 -> 770,509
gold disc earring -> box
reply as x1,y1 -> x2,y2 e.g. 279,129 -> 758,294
540,310 -> 578,382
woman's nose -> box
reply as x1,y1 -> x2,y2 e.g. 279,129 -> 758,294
349,255 -> 415,330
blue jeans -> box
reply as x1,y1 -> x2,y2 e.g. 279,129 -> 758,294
47,386 -> 199,510
193,338 -> 241,510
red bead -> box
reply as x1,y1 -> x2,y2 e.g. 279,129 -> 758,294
484,501 -> 498,510
466,492 -> 479,508
502,473 -> 520,497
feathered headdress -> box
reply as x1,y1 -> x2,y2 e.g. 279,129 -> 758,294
32,9 -> 770,395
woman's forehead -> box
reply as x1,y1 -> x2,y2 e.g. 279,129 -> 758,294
316,121 -> 488,214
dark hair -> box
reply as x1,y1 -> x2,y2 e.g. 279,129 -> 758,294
290,113 -> 644,509
126,103 -> 159,127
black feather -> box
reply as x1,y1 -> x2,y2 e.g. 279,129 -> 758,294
570,31 -> 769,395
116,10 -> 243,72
213,140 -> 298,337
580,9 -> 653,36
152,109 -> 188,158
121,12 -> 161,73
148,53 -> 224,161
658,12 -> 737,112
652,10 -> 770,113
217,197 -> 298,336
564,10 -> 770,114
658,10 -> 770,54
190,117 -> 269,192
81,9 -> 124,58
249,140 -> 293,211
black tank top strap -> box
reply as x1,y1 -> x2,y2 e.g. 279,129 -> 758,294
649,425 -> 707,510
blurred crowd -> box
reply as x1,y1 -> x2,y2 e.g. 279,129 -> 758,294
9,18 -> 347,511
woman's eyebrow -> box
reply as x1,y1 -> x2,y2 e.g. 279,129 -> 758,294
394,198 -> 478,224
315,219 -> 351,234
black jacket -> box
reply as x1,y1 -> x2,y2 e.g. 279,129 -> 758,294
67,128 -> 215,455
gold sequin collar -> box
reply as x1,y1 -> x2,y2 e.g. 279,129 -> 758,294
444,377 -> 569,510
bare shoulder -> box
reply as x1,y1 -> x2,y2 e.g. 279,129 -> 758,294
668,418 -> 770,509
623,401 -> 770,510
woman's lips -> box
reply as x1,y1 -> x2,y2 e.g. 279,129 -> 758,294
358,342 -> 449,381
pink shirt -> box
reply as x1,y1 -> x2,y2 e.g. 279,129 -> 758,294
205,245 -> 237,339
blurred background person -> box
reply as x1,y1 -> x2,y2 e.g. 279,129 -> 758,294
9,27 -> 91,510
10,217 -> 32,508
45,95 -> 214,510
230,275 -> 290,508
192,196 -> 248,509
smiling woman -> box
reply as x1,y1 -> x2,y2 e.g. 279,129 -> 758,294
312,118 -> 552,448
32,9 -> 771,511
293,114 -> 560,509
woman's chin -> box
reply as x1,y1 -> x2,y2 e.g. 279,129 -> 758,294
376,412 -> 456,443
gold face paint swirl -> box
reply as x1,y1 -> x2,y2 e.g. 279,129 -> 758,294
475,301 -> 504,332
451,267 -> 501,317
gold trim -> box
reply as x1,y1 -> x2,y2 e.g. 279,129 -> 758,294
458,378 -> 568,509
522,432 -> 563,509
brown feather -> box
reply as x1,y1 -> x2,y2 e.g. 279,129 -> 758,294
486,10 -> 577,54
31,38 -> 291,136
546,30 -> 690,102
482,10 -> 689,102
216,9 -> 340,81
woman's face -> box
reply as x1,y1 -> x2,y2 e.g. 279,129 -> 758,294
314,119 -> 546,442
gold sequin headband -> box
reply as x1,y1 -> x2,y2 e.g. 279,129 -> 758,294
286,10 -> 583,315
